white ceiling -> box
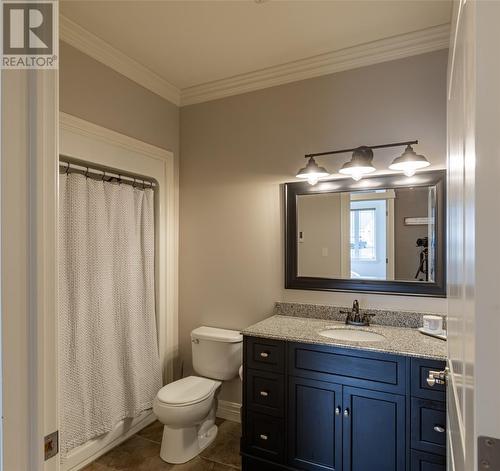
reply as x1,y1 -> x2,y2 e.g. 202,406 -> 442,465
61,0 -> 452,91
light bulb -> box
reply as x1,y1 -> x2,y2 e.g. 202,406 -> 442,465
404,168 -> 416,177
351,173 -> 363,182
307,175 -> 319,185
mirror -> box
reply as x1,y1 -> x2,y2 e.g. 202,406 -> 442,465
285,170 -> 446,296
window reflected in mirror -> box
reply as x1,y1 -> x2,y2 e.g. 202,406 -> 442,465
297,186 -> 436,283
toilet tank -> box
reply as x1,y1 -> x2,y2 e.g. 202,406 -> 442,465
191,326 -> 243,380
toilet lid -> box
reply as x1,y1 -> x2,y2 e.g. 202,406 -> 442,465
157,376 -> 221,406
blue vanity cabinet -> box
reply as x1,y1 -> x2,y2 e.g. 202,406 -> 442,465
241,336 -> 447,471
342,386 -> 406,471
288,376 -> 342,471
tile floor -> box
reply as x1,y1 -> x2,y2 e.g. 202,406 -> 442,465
82,419 -> 241,471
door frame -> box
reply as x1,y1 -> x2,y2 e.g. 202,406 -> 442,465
1,69 -> 58,471
340,190 -> 396,280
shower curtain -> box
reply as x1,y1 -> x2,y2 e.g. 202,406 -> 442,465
58,172 -> 162,457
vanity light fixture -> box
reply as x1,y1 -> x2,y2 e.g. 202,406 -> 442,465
296,140 -> 428,185
388,144 -> 431,177
338,146 -> 376,181
295,156 -> 330,186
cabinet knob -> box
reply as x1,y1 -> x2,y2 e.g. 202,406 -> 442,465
259,434 -> 268,441
259,390 -> 269,397
335,406 -> 341,416
344,408 -> 350,417
260,352 -> 269,358
434,425 -> 445,433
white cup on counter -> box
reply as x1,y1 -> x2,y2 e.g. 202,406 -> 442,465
423,315 -> 443,333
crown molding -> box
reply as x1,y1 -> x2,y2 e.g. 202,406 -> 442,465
60,15 -> 181,106
180,24 -> 451,106
60,15 -> 450,108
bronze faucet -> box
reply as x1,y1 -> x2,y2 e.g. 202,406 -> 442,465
342,300 -> 375,326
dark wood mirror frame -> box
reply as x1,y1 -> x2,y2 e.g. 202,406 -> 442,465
285,170 -> 446,297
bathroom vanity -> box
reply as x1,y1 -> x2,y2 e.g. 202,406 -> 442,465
240,316 -> 447,471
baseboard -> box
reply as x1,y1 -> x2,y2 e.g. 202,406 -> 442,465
217,400 -> 241,423
62,411 -> 157,471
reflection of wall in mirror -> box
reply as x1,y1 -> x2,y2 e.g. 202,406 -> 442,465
394,188 -> 430,281
297,193 -> 341,278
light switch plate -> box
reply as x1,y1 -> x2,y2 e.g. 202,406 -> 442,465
479,436 -> 500,469
45,431 -> 58,461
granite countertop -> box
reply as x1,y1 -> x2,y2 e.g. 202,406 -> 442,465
241,315 -> 447,360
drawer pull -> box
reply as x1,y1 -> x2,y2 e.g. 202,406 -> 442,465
260,352 -> 269,358
335,406 -> 341,416
434,425 -> 445,433
426,368 -> 449,387
344,408 -> 350,418
259,390 -> 269,397
259,434 -> 268,441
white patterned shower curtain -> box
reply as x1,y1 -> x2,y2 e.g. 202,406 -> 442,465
58,172 -> 162,458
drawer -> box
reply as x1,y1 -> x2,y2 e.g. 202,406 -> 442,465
289,342 -> 406,394
246,337 -> 285,373
243,411 -> 285,463
245,369 -> 285,417
411,358 -> 447,401
411,398 -> 446,456
411,450 -> 446,471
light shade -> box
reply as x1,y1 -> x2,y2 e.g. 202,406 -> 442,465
338,146 -> 376,181
296,157 -> 330,185
389,144 -> 430,177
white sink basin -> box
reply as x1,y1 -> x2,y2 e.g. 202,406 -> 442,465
318,328 -> 385,342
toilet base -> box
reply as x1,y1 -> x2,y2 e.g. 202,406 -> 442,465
159,419 -> 218,464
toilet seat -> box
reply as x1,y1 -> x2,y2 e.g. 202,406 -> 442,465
156,376 -> 221,407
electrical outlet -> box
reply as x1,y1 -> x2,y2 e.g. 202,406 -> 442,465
44,431 -> 58,461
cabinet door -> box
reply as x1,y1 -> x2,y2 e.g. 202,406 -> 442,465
288,377 -> 342,471
343,386 -> 405,471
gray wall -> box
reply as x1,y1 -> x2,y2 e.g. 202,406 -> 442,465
60,42 -> 179,156
180,50 -> 448,402
394,188 -> 430,280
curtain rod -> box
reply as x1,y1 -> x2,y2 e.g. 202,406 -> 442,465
59,155 -> 157,188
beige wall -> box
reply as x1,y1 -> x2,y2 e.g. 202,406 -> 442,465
60,42 -> 179,156
297,193 -> 342,278
180,50 -> 448,402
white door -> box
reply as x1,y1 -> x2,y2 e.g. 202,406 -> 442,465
447,1 -> 500,470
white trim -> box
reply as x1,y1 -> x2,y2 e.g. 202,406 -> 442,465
181,24 -> 451,106
340,193 -> 351,278
60,113 -> 173,163
60,112 -> 179,385
216,400 -> 241,424
60,16 -> 181,106
59,113 -> 178,469
350,189 -> 396,201
60,15 -> 450,107
2,70 -> 59,471
386,198 -> 395,281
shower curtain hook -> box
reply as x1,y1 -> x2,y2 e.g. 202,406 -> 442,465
101,170 -> 106,181
118,174 -> 122,184
65,162 -> 70,174
133,177 -> 137,188
142,179 -> 146,190
85,167 -> 90,178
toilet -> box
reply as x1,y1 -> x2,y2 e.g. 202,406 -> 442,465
153,326 -> 243,464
